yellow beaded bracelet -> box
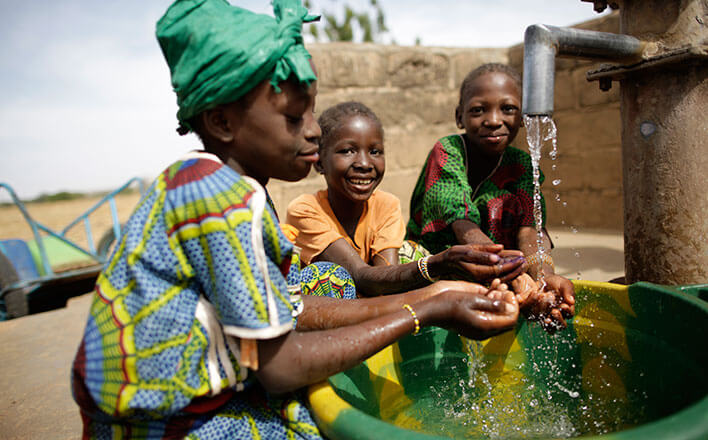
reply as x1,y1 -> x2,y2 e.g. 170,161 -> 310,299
402,303 -> 420,335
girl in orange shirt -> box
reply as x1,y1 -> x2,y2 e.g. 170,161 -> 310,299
286,101 -> 526,296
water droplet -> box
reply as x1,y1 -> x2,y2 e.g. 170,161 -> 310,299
562,202 -> 567,207
552,164 -> 557,171
574,252 -> 580,258
552,179 -> 562,186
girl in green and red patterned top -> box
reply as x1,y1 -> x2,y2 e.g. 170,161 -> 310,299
406,63 -> 575,331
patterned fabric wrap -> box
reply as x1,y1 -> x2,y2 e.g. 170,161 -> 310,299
71,151 -> 324,439
397,240 -> 431,265
406,134 -> 545,254
299,262 -> 356,299
284,245 -> 356,300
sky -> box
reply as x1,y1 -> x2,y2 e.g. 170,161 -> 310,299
0,1 -> 608,201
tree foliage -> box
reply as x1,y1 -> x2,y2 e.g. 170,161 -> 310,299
304,0 -> 389,43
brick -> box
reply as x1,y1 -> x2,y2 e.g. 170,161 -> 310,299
542,149 -> 622,192
507,44 -> 524,71
546,189 -> 623,230
271,178 -> 327,219
387,49 -> 450,88
308,43 -> 387,89
384,124 -> 455,171
553,106 -> 622,149
326,89 -> 457,128
451,49 -> 509,89
377,169 -> 423,221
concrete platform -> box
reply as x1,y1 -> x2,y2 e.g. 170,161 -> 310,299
0,229 -> 624,439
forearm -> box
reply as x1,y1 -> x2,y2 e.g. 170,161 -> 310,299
451,219 -> 494,246
256,304 -> 431,393
296,288 -> 434,331
352,263 -> 430,295
316,240 -> 429,296
517,226 -> 555,279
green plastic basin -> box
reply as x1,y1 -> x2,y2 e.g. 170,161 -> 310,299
308,281 -> 708,439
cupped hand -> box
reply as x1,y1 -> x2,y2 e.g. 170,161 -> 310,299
543,274 -> 575,327
511,273 -> 575,333
435,244 -> 526,283
422,280 -> 519,340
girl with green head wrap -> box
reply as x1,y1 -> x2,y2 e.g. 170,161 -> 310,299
156,0 -> 320,134
71,1 -> 522,439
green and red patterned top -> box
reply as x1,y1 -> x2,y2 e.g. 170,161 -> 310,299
406,134 -> 546,254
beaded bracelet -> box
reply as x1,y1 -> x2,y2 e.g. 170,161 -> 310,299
402,303 -> 420,335
417,256 -> 438,283
525,252 -> 555,270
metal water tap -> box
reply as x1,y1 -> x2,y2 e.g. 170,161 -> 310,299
521,24 -> 646,116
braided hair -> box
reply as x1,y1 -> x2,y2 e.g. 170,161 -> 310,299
317,101 -> 383,153
458,63 -> 522,108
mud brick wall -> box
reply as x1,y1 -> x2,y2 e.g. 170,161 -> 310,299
268,12 -> 623,231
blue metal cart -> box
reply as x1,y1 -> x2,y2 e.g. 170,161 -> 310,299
0,178 -> 145,319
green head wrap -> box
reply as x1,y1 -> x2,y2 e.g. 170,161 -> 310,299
156,0 -> 319,133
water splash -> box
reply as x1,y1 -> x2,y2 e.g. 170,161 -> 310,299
383,327 -> 658,439
524,115 -> 557,286
555,381 -> 580,398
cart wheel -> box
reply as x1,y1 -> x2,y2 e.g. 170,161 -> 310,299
0,251 -> 29,319
97,224 -> 125,261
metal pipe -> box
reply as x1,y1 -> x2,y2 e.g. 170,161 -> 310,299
522,24 -> 644,116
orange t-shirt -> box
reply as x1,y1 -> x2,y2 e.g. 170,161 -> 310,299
285,190 -> 405,265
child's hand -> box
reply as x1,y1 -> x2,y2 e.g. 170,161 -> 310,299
510,272 -> 538,306
433,244 -> 526,283
511,273 -> 575,333
420,280 -> 519,340
542,274 -> 575,329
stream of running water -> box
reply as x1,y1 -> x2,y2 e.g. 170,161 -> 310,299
523,114 -> 558,288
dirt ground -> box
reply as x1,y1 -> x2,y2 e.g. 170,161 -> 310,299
0,192 -> 144,249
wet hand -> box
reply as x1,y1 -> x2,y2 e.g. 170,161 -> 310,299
543,274 -> 575,329
511,273 -> 575,333
422,280 -> 519,340
510,272 -> 537,306
436,244 -> 526,283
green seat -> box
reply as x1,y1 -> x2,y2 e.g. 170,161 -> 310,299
27,236 -> 97,276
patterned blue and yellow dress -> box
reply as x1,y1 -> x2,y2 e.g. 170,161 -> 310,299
71,151 -> 354,439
